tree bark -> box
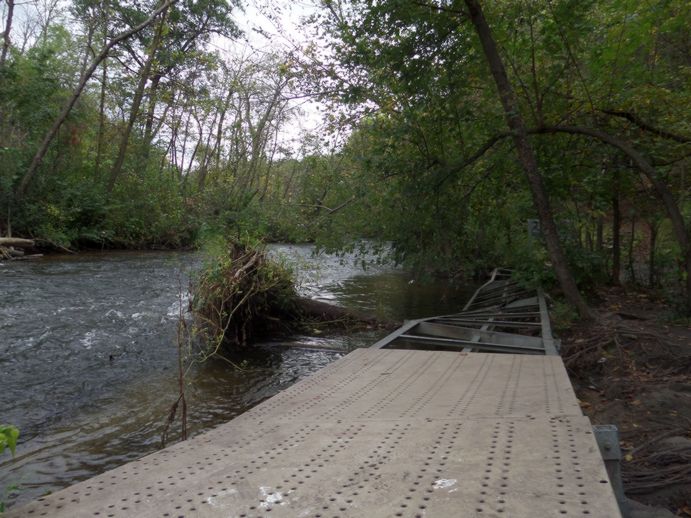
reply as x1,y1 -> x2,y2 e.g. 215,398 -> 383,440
0,237 -> 34,247
612,170 -> 621,285
94,0 -> 109,177
0,0 -> 14,68
600,109 -> 690,144
15,0 -> 176,198
196,109 -> 219,192
143,73 -> 162,148
463,0 -> 592,318
596,216 -> 603,252
628,212 -> 636,284
95,55 -> 108,177
649,221 -> 657,288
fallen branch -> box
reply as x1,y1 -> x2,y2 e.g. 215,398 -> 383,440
0,237 -> 34,247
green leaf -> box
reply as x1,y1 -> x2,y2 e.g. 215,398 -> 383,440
0,425 -> 20,457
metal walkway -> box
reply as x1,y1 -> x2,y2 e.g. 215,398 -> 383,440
372,268 -> 558,355
6,272 -> 622,518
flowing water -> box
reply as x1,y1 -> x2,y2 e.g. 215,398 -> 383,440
0,245 -> 475,508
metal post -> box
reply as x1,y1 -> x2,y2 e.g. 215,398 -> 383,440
593,424 -> 627,517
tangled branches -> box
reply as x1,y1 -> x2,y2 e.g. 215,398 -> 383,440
624,433 -> 691,495
561,303 -> 691,509
562,313 -> 691,378
192,239 -> 300,353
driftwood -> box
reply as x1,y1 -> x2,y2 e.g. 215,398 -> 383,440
0,237 -> 39,261
11,253 -> 44,260
0,237 -> 35,247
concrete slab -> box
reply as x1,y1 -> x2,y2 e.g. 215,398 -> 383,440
6,349 -> 620,518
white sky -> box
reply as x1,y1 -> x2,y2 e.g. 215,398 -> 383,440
220,0 -> 329,153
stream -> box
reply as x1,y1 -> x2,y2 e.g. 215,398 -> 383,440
0,245 -> 475,508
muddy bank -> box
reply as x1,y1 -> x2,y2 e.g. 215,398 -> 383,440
559,287 -> 691,515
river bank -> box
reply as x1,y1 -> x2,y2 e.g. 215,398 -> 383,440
0,234 -> 201,260
559,287 -> 691,516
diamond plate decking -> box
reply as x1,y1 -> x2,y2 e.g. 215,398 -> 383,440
7,349 -> 621,518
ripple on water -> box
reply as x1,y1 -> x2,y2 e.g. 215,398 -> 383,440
0,247 -> 475,509
79,330 -> 96,349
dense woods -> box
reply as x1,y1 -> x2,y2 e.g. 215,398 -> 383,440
1,2 -> 690,514
0,0 -> 689,314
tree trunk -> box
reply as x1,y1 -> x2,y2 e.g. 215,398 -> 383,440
463,0 -> 592,319
95,55 -> 107,177
535,125 -> 691,314
0,237 -> 34,247
195,109 -> 218,192
282,160 -> 299,200
78,25 -> 96,78
0,0 -> 14,68
15,0 -> 175,198
649,221 -> 657,288
106,9 -> 167,193
628,213 -> 636,284
94,0 -> 109,177
143,73 -> 162,148
200,87 -> 233,191
0,0 -> 16,130
596,216 -> 603,251
612,170 -> 621,285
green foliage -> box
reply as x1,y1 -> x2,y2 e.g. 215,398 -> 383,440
192,237 -> 300,352
0,0 -> 245,249
550,299 -> 580,333
295,0 -> 690,303
0,425 -> 19,458
0,0 -> 688,314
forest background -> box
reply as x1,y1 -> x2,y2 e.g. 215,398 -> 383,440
0,0 -> 689,316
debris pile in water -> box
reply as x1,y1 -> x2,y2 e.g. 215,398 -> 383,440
192,239 -> 300,349
191,238 -> 395,352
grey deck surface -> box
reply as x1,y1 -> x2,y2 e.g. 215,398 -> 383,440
7,349 -> 621,517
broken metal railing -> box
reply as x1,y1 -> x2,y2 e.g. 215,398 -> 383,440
370,268 -> 559,355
